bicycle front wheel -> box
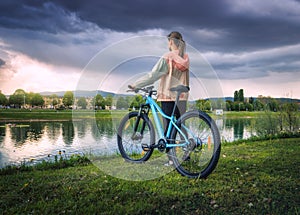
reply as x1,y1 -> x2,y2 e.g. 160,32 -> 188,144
169,110 -> 221,178
117,111 -> 155,162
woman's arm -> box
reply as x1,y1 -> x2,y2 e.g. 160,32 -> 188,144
133,57 -> 169,88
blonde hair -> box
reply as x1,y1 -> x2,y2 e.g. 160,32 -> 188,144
167,31 -> 186,57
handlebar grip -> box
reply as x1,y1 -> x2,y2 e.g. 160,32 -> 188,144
127,85 -> 155,94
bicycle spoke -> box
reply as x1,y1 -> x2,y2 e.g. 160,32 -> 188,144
170,110 -> 221,178
117,112 -> 155,162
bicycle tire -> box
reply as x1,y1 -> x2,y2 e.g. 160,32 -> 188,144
117,111 -> 155,162
169,110 -> 221,178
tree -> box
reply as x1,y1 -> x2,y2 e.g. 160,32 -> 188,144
105,95 -> 113,108
249,97 -> 254,104
63,91 -> 74,108
94,94 -> 105,109
31,93 -> 44,107
238,89 -> 244,102
231,102 -> 245,111
234,89 -> 244,103
50,94 -> 59,108
116,97 -> 128,109
282,102 -> 299,132
253,100 -> 264,111
196,99 -> 211,111
0,92 -> 8,106
226,100 -> 233,111
245,103 -> 254,111
234,90 -> 239,102
9,89 -> 26,108
210,99 -> 225,109
130,95 -> 143,109
77,97 -> 87,109
26,92 -> 35,106
14,89 -> 26,95
265,98 -> 279,112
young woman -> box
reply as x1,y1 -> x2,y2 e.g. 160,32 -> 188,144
129,32 -> 190,165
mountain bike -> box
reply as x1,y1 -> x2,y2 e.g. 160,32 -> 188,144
117,85 -> 221,178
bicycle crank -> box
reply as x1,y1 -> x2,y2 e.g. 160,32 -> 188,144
142,139 -> 167,152
142,143 -> 151,151
157,139 -> 166,152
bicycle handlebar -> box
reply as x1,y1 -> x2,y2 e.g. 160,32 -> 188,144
127,85 -> 156,94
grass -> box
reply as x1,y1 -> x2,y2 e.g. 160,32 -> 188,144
0,109 -> 277,121
222,111 -> 269,118
0,109 -> 115,121
1,138 -> 299,214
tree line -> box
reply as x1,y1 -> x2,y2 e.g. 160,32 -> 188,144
195,88 -> 299,112
0,89 -> 93,109
0,89 -> 45,108
0,89 -> 119,110
0,88 -> 299,112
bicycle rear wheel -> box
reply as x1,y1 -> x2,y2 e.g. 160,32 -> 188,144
117,111 -> 155,162
169,110 -> 221,178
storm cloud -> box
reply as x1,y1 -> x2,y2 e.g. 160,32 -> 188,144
0,0 -> 299,97
0,58 -> 5,67
1,0 -> 300,51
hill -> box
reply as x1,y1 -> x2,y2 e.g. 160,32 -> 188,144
40,90 -> 116,98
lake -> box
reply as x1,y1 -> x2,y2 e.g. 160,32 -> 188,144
0,116 -> 255,167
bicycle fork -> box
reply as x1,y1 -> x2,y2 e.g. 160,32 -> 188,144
131,105 -> 148,141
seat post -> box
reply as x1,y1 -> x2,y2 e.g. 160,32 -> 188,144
171,92 -> 180,118
169,85 -> 189,118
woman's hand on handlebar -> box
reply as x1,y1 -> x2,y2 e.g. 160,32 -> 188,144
128,85 -> 135,90
128,85 -> 139,93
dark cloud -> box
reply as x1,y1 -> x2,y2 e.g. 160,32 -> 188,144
52,0 -> 228,30
0,58 -> 5,67
0,1 -> 94,34
1,0 -> 300,53
0,0 -> 299,97
53,0 -> 300,52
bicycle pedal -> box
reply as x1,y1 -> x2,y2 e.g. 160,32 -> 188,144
142,144 -> 151,151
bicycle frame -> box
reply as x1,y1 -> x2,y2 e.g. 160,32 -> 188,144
144,95 -> 190,148
119,86 -> 221,178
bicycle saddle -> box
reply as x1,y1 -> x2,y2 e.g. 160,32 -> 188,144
169,85 -> 190,93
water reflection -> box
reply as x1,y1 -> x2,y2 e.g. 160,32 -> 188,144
220,117 -> 254,141
46,122 -> 61,143
62,121 -> 74,145
96,118 -> 114,136
0,119 -> 118,167
0,117 -> 254,167
76,120 -> 87,138
29,123 -> 44,141
10,126 -> 31,146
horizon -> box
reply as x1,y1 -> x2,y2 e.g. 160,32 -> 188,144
2,88 -> 299,101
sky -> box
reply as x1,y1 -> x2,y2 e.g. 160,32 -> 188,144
0,0 -> 300,99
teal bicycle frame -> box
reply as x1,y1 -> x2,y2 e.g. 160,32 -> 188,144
144,95 -> 190,148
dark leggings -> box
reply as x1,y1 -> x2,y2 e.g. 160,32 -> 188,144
161,100 -> 187,134
161,101 -> 186,154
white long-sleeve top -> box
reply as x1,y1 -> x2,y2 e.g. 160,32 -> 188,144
134,50 -> 189,101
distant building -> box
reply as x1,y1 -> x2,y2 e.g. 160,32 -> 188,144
215,109 -> 223,115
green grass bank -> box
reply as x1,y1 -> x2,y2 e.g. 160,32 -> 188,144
0,109 -> 114,121
0,109 -> 270,121
1,138 -> 299,214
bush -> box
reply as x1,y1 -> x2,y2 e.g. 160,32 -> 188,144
255,104 -> 299,138
255,111 -> 279,136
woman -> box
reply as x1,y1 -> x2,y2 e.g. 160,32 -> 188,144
129,31 -> 190,165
